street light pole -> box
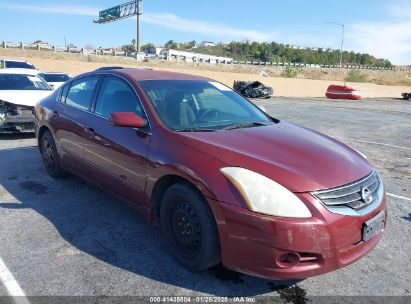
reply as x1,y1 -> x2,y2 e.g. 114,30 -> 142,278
136,0 -> 143,59
327,22 -> 345,68
137,13 -> 140,53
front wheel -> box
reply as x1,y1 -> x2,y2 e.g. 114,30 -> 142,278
160,182 -> 220,271
40,130 -> 66,178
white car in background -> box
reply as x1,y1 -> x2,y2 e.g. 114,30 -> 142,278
38,72 -> 72,89
0,68 -> 53,133
0,59 -> 37,70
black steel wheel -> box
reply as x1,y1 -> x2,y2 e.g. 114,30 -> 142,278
40,130 -> 65,178
160,182 -> 220,271
170,200 -> 202,257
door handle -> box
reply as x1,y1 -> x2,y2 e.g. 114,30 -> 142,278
84,127 -> 95,137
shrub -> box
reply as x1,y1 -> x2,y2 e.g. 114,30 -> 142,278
281,66 -> 298,78
345,70 -> 367,83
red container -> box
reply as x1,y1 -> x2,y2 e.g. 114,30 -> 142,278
326,85 -> 361,100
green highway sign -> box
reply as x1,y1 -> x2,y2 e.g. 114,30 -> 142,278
99,5 -> 121,20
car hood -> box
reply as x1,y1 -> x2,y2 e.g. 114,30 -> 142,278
0,90 -> 53,107
178,122 -> 373,192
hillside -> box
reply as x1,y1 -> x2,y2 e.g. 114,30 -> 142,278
0,48 -> 409,99
164,41 -> 392,67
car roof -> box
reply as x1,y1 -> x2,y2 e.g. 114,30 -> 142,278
0,68 -> 40,75
1,59 -> 30,63
102,68 -> 209,81
1,59 -> 35,66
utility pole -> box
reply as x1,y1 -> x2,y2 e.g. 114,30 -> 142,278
327,22 -> 345,68
136,0 -> 143,55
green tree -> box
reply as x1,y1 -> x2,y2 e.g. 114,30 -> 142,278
152,39 -> 392,67
141,42 -> 155,52
165,40 -> 178,49
122,44 -> 135,53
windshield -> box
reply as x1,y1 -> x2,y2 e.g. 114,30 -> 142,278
0,74 -> 53,90
39,73 -> 70,82
139,80 -> 272,131
5,61 -> 36,69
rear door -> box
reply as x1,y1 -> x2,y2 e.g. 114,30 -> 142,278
82,75 -> 151,207
53,76 -> 100,172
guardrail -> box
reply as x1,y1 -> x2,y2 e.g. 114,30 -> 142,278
1,41 -> 410,71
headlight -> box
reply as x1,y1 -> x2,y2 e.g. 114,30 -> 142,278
0,101 -> 18,116
220,167 -> 312,218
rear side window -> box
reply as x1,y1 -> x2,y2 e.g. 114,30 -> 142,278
95,76 -> 144,118
66,77 -> 98,110
59,83 -> 70,103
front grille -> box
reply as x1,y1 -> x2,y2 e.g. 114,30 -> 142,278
312,171 -> 383,215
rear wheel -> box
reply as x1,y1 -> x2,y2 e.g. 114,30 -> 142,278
160,182 -> 220,271
40,130 -> 65,178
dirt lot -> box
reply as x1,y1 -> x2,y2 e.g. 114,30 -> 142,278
0,97 -> 410,303
1,48 -> 410,98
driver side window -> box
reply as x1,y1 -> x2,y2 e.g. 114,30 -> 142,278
95,76 -> 144,119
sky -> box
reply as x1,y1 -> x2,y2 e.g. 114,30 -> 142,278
0,0 -> 410,64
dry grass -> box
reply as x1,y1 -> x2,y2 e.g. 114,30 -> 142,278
1,48 -> 410,98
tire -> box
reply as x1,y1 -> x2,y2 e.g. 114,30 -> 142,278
160,182 -> 220,271
40,130 -> 66,178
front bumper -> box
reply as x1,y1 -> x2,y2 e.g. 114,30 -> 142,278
0,116 -> 35,132
0,109 -> 35,133
208,192 -> 387,280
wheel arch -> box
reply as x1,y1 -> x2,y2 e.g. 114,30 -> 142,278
37,125 -> 52,152
150,174 -> 212,225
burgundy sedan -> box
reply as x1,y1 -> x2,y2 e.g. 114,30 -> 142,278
35,68 -> 387,279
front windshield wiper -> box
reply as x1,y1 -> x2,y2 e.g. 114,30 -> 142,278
223,122 -> 272,130
174,128 -> 218,132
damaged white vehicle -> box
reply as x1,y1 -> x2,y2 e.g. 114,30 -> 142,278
0,69 -> 53,133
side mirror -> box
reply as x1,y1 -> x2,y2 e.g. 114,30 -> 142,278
109,112 -> 147,128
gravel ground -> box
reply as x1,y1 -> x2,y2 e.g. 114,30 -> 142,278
0,97 -> 410,303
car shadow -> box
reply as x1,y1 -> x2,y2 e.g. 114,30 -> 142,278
0,133 -> 35,140
402,213 -> 411,222
0,146 -> 301,297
